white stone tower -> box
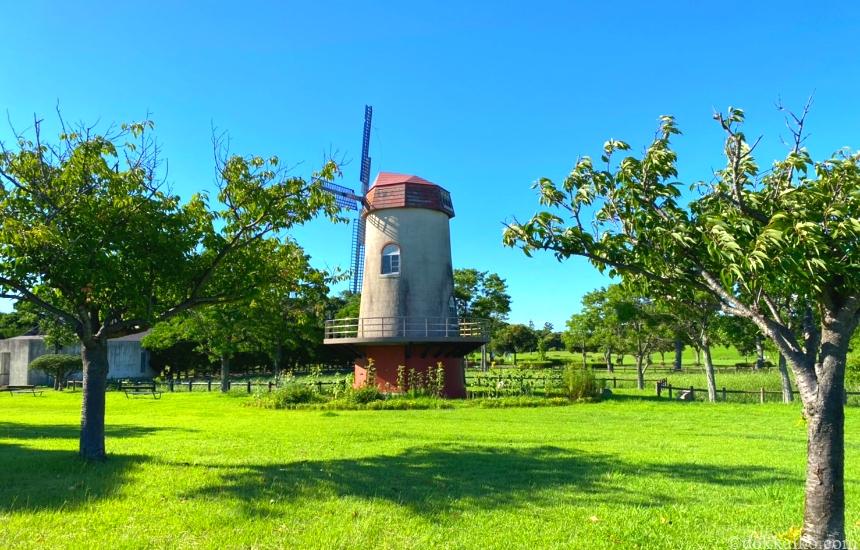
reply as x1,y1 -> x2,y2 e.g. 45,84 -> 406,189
324,172 -> 487,397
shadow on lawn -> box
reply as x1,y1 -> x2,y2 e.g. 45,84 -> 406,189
0,421 -> 175,512
183,444 -> 798,517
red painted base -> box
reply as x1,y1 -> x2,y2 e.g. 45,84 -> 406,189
353,345 -> 466,398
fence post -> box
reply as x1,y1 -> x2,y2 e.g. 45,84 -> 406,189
760,387 -> 765,404
656,381 -> 662,398
613,376 -> 617,388
168,379 -> 174,392
689,385 -> 694,400
188,379 -> 193,392
722,387 -> 726,401
247,380 -> 252,394
207,379 -> 212,392
668,384 -> 673,399
268,381 -> 273,393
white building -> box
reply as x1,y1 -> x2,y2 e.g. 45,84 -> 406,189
0,332 -> 154,386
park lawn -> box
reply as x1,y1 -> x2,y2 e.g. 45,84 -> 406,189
2,392 -> 860,549
511,345 -> 860,369
512,345 -> 754,367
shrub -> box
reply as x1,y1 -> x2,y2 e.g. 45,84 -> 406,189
557,366 -> 602,401
348,385 -> 383,404
271,384 -> 324,407
28,353 -> 82,390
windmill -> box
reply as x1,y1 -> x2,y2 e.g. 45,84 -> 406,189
320,105 -> 373,294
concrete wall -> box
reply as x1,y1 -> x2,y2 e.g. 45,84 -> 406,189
0,334 -> 154,386
107,342 -> 150,379
359,207 -> 455,324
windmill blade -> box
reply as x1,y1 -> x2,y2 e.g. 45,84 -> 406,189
347,105 -> 373,294
318,179 -> 359,211
359,105 -> 373,196
350,219 -> 365,294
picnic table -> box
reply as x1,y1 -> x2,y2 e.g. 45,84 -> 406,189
2,385 -> 44,396
120,380 -> 162,399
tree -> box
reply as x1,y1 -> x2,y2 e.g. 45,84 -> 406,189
537,323 -> 563,355
616,289 -> 672,390
504,104 -> 858,547
28,353 -> 81,389
453,268 -> 511,323
658,290 -> 722,401
454,268 -> 512,367
717,315 -> 759,361
144,303 -> 255,392
0,117 -> 339,459
0,309 -> 35,338
330,290 -> 361,319
563,313 -> 594,367
492,323 -> 537,365
245,253 -> 332,375
578,287 -> 626,372
147,339 -> 212,379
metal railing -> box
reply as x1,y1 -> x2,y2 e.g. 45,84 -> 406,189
324,317 -> 489,340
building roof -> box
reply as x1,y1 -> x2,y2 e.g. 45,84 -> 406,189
365,172 -> 455,218
2,329 -> 151,342
111,330 -> 151,342
372,172 -> 437,188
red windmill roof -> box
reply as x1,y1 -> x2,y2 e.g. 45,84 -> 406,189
372,172 -> 437,188
364,172 -> 454,218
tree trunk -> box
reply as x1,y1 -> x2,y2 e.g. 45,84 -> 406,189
701,337 -> 717,403
797,323 -> 849,548
755,335 -> 765,370
604,349 -> 613,373
273,343 -> 282,378
79,339 -> 109,461
673,338 -> 683,371
581,346 -> 587,369
616,353 -> 624,366
778,353 -> 794,403
694,346 -> 701,366
220,355 -> 230,392
635,355 -> 644,390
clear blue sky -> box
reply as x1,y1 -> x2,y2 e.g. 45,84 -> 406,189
1,1 -> 858,328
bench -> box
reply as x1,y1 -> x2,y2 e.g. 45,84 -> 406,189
121,381 -> 162,399
2,385 -> 44,396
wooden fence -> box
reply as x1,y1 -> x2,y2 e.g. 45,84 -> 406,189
655,380 -> 860,404
66,378 -> 348,394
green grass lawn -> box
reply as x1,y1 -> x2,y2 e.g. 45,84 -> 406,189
511,345 -> 761,367
2,392 -> 860,549
499,344 -> 860,369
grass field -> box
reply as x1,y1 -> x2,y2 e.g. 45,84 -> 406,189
2,392 -> 860,549
510,346 -> 769,366
496,344 -> 860,369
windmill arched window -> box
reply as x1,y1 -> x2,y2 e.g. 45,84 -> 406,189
381,244 -> 400,275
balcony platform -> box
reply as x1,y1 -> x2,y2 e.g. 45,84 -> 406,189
323,316 -> 489,350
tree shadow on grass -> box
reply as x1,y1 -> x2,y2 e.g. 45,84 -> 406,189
182,444 -> 798,518
0,421 -> 179,513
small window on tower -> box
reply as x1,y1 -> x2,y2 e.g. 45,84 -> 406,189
381,244 -> 400,275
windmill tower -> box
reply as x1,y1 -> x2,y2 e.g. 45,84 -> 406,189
324,170 -> 488,398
